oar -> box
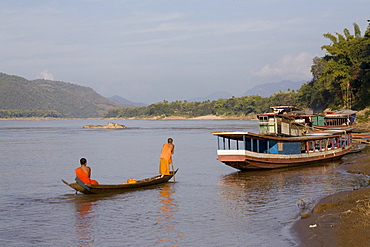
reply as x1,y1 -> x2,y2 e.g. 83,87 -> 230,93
171,163 -> 176,182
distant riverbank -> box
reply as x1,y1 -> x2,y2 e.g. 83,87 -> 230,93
125,114 -> 257,120
0,114 -> 258,121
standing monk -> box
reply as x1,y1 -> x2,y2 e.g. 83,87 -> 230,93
75,158 -> 99,185
159,138 -> 175,177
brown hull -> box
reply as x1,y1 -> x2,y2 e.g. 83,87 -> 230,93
218,149 -> 350,170
62,169 -> 178,194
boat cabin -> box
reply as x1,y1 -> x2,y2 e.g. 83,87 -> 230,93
257,106 -> 314,137
312,109 -> 357,127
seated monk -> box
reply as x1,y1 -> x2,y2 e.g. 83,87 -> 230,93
75,158 -> 99,185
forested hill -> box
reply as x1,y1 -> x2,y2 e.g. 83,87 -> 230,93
0,73 -> 120,118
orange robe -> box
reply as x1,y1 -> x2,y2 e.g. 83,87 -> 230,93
75,167 -> 99,185
159,143 -> 173,175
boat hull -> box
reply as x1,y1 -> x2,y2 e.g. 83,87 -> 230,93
62,170 -> 178,194
217,147 -> 351,170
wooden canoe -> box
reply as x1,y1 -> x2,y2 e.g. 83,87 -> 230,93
62,169 -> 178,194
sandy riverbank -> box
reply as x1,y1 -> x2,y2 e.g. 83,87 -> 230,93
123,114 -> 257,120
292,151 -> 370,246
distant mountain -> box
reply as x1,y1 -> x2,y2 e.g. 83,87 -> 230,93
188,91 -> 233,102
108,95 -> 147,107
186,81 -> 305,103
0,73 -> 120,118
243,80 -> 305,97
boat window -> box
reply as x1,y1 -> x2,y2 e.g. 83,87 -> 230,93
259,116 -> 268,122
259,116 -> 270,134
217,136 -> 245,150
301,142 -> 306,153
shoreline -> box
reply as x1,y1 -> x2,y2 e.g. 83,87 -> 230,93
0,114 -> 258,121
292,153 -> 370,246
1,116 -> 369,125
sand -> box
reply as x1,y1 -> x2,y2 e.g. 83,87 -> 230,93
292,152 -> 370,246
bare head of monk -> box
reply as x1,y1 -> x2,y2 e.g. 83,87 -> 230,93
80,158 -> 87,166
167,138 -> 173,143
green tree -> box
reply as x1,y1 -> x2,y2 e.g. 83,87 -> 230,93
301,23 -> 370,110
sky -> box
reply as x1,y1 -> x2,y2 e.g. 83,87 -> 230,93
1,0 -> 369,104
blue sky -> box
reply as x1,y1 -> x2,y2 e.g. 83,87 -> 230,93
1,0 -> 369,104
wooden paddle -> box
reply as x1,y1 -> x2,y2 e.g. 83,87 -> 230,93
171,163 -> 176,182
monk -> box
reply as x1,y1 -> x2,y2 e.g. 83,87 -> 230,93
75,158 -> 99,185
159,138 -> 175,177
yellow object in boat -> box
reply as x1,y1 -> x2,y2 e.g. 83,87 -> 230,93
127,178 -> 137,184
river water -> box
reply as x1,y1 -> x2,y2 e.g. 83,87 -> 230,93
0,119 -> 368,246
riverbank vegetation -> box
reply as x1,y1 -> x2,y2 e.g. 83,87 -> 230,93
0,109 -> 61,118
357,108 -> 370,123
105,23 -> 370,119
103,92 -> 298,118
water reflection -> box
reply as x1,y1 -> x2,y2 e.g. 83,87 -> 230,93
155,184 -> 182,245
217,162 -> 357,220
73,197 -> 97,246
215,161 -> 364,245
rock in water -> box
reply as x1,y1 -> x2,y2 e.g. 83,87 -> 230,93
83,122 -> 126,129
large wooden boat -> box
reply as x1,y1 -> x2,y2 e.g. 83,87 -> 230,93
62,170 -> 178,194
212,130 -> 353,170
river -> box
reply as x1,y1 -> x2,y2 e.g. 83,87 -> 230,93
0,119 -> 368,246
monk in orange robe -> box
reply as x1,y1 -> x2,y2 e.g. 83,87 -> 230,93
75,158 -> 99,185
159,138 -> 175,177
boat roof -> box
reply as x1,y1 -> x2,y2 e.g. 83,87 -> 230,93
325,114 -> 354,118
313,126 -> 354,131
326,109 -> 357,115
211,130 -> 349,141
270,106 -> 301,111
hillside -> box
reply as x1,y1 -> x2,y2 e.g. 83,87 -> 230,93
187,91 -> 233,102
0,73 -> 120,118
184,81 -> 304,102
108,95 -> 147,107
243,80 -> 305,97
